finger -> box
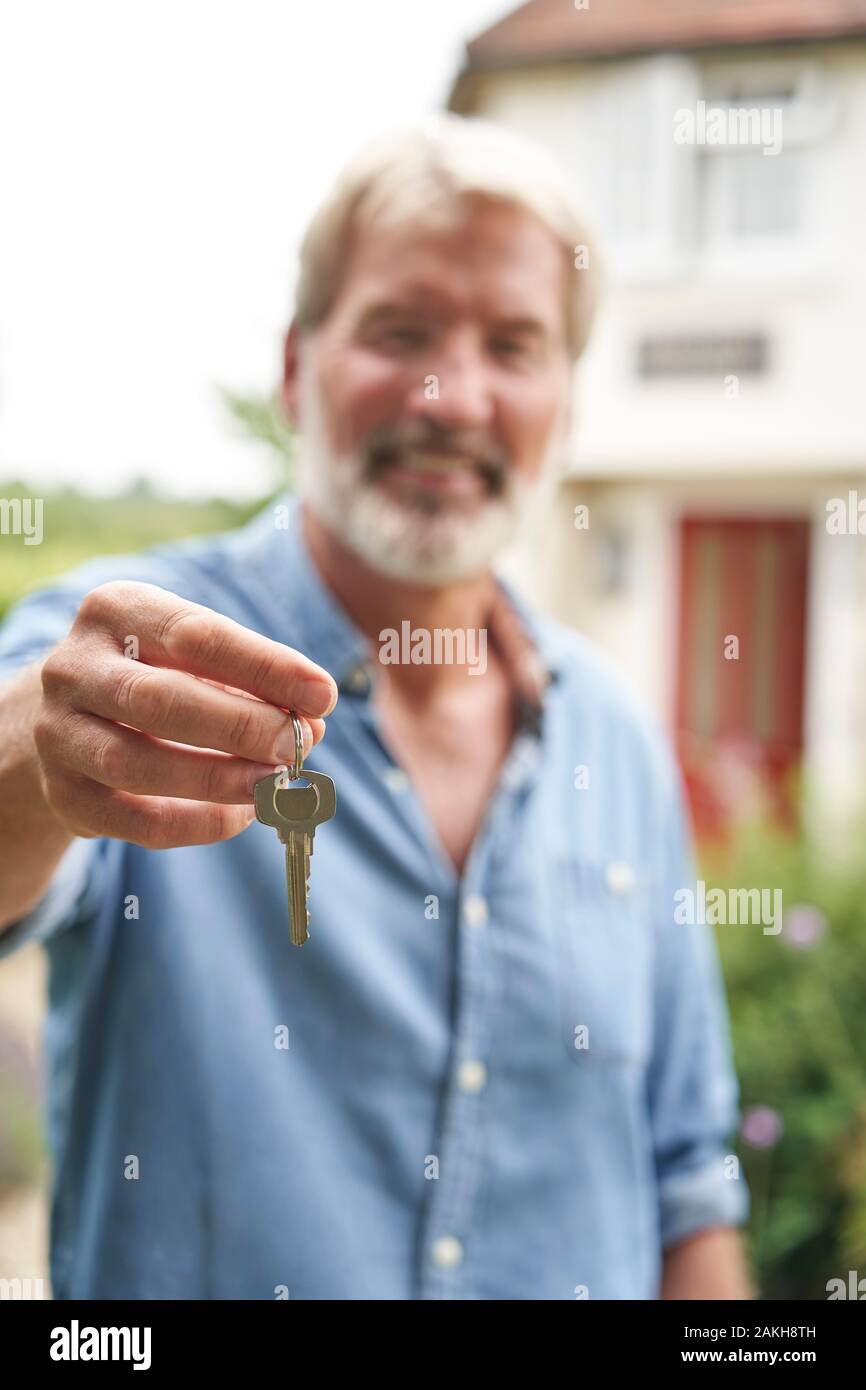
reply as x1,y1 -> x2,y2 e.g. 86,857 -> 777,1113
66,658 -> 320,766
195,678 -> 327,750
57,775 -> 258,849
60,711 -> 282,803
79,583 -> 338,718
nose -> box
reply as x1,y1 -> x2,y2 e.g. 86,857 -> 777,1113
404,329 -> 496,433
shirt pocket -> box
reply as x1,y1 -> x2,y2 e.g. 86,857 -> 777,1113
554,855 -> 654,1068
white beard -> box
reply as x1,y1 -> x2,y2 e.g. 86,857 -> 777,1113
296,363 -> 563,586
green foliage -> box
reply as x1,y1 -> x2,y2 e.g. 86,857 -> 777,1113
705,824 -> 866,1298
0,1071 -> 43,1191
0,479 -> 264,621
221,389 -> 296,471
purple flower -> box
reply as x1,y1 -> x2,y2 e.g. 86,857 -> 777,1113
741,1105 -> 783,1149
782,905 -> 828,950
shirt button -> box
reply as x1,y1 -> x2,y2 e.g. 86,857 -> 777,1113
431,1235 -> 464,1269
346,666 -> 370,694
383,766 -> 409,795
464,894 -> 489,928
605,861 -> 635,896
457,1059 -> 488,1094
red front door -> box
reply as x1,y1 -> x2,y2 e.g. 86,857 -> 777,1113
675,517 -> 809,837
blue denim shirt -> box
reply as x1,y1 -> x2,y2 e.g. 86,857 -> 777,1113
0,496 -> 748,1299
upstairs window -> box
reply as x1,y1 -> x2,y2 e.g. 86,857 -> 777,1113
586,56 -> 837,280
695,65 -> 834,264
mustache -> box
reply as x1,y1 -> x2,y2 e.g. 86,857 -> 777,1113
362,419 -> 510,493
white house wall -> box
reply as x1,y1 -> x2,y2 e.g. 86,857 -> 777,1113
469,45 -> 866,478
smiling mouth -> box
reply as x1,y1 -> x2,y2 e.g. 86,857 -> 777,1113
370,446 -> 505,496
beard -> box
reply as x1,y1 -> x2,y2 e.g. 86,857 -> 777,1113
296,363 -> 562,586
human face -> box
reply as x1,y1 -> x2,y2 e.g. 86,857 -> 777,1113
285,196 -> 573,583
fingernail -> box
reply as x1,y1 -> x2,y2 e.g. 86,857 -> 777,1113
297,677 -> 336,717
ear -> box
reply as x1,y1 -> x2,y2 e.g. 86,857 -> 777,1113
280,321 -> 302,427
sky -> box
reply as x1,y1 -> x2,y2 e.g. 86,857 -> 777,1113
0,0 -> 510,497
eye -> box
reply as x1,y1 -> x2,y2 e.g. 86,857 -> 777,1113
381,325 -> 428,349
490,337 -> 531,359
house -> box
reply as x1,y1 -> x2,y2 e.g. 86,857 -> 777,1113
448,0 -> 866,838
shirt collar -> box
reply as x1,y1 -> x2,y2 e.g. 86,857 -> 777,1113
247,492 -> 562,716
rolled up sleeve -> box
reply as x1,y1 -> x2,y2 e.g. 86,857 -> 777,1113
0,836 -> 103,961
647,757 -> 750,1248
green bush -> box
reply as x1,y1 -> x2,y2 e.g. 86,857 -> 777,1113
706,824 -> 866,1299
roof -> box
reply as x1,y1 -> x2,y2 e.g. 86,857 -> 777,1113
451,0 -> 866,97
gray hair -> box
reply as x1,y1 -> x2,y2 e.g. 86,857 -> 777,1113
293,113 -> 601,360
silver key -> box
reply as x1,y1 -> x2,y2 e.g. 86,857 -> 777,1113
255,767 -> 336,947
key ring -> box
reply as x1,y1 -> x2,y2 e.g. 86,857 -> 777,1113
288,712 -> 305,781
274,713 -> 306,792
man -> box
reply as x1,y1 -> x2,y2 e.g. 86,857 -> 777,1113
0,115 -> 750,1299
